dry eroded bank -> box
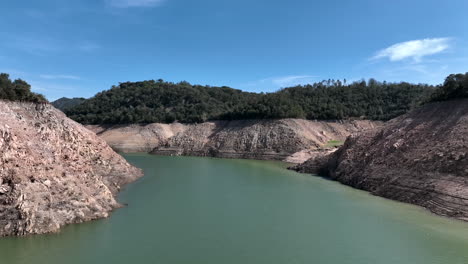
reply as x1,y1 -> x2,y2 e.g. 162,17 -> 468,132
87,119 -> 381,163
0,101 -> 142,236
294,99 -> 468,221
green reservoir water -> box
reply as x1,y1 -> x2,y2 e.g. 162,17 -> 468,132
1,154 -> 468,264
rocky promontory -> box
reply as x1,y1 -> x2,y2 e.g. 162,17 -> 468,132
293,99 -> 468,221
88,119 -> 381,163
0,101 -> 142,236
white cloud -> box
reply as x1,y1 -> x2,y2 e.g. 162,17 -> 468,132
373,38 -> 451,62
106,0 -> 165,8
39,74 -> 81,80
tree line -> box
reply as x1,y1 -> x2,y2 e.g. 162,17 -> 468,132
429,73 -> 468,102
51,97 -> 86,111
3,71 -> 466,124
64,78 -> 437,124
0,73 -> 47,103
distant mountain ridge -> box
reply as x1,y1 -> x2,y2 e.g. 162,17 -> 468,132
52,97 -> 86,111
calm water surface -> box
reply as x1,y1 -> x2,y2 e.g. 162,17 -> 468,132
1,154 -> 468,264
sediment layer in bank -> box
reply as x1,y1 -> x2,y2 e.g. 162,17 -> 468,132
293,99 -> 468,221
87,119 -> 381,163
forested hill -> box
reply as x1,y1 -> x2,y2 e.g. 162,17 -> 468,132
0,73 -> 47,103
52,97 -> 86,111
65,78 -> 436,124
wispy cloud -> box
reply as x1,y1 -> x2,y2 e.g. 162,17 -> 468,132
6,36 -> 63,56
365,37 -> 467,84
29,80 -> 93,101
39,74 -> 81,80
271,75 -> 317,87
372,38 -> 452,62
106,0 -> 165,8
0,68 -> 27,77
241,75 -> 318,92
2,34 -> 101,56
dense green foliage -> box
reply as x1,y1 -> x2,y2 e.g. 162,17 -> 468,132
65,78 -> 435,124
429,73 -> 468,102
238,79 -> 434,121
0,73 -> 47,103
52,97 -> 86,111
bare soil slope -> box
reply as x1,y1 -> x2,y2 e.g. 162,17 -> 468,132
0,101 -> 142,236
294,99 -> 468,220
88,119 -> 380,162
87,123 -> 187,153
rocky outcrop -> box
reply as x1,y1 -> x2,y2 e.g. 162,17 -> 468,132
86,123 -> 187,153
294,99 -> 468,221
88,119 -> 381,163
289,149 -> 334,173
0,101 -> 142,236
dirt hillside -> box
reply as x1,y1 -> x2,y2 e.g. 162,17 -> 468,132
294,99 -> 468,221
0,101 -> 142,236
88,119 -> 381,163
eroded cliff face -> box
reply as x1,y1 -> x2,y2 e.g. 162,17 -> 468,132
0,101 -> 142,236
86,123 -> 187,153
294,99 -> 468,221
88,119 -> 381,162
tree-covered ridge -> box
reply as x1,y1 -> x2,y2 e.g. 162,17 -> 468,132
430,73 -> 468,102
52,97 -> 86,111
65,78 -> 435,124
247,79 -> 434,121
0,73 -> 47,103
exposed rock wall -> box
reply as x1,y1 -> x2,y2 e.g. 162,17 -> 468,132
0,101 -> 142,236
88,119 -> 381,162
294,99 -> 468,221
86,123 -> 187,153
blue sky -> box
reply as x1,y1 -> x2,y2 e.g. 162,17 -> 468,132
1,0 -> 468,100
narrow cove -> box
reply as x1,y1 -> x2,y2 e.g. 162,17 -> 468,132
1,154 -> 468,264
